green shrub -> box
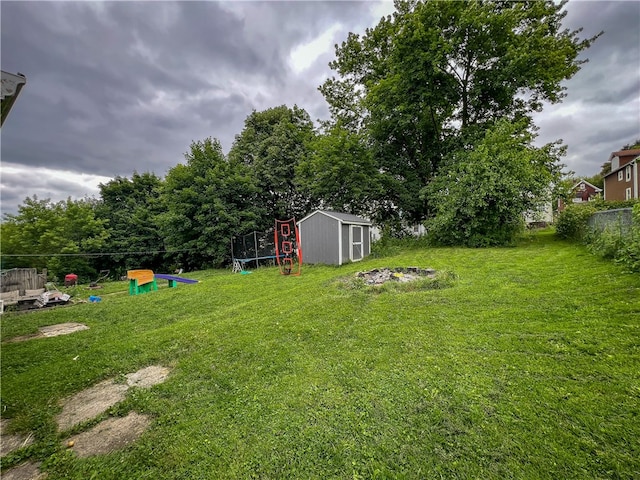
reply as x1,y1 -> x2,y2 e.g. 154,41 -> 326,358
613,203 -> 640,272
586,226 -> 625,259
586,198 -> 638,211
571,202 -> 640,273
555,204 -> 597,240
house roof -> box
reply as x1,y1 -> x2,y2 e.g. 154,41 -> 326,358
298,210 -> 372,225
604,153 -> 640,178
572,179 -> 602,192
608,149 -> 640,162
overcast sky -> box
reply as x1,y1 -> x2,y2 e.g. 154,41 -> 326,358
1,1 -> 639,217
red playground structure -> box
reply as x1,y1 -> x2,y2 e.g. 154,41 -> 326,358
274,218 -> 302,276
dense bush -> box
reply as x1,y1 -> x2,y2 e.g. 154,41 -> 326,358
555,203 -> 597,240
557,201 -> 640,272
611,203 -> 640,272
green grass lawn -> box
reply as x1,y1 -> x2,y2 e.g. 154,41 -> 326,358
2,231 -> 639,479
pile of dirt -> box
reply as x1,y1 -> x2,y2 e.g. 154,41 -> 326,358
356,267 -> 437,285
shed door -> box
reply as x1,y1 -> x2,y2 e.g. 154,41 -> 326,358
351,225 -> 363,261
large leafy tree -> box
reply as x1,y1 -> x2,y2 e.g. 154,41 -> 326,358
95,172 -> 166,275
1,196 -> 109,280
321,0 -> 599,227
228,105 -> 315,227
424,119 -> 564,246
159,137 -> 263,269
296,124 -> 382,217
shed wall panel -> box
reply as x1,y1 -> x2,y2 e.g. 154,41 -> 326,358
300,214 -> 339,264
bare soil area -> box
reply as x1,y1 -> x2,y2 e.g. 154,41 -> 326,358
56,365 -> 171,431
5,323 -> 89,343
0,419 -> 34,457
2,461 -> 46,480
55,380 -> 129,431
64,412 -> 152,458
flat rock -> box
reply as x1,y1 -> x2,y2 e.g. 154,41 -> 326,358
56,380 -> 128,431
2,461 -> 46,480
39,323 -> 88,337
64,412 -> 151,458
6,323 -> 89,343
0,418 -> 35,457
126,365 -> 170,388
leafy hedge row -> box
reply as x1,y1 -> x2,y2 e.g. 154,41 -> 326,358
555,200 -> 640,272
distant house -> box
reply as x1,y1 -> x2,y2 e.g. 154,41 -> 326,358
558,179 -> 602,211
370,222 -> 426,241
603,149 -> 640,201
298,210 -> 371,265
524,201 -> 554,226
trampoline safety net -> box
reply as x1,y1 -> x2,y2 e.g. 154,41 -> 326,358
231,230 -> 277,269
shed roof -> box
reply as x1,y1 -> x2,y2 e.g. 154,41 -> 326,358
298,210 -> 371,225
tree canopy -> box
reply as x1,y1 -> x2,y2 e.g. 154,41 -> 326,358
160,137 -> 263,269
1,196 -> 108,279
321,0 -> 599,229
96,172 -> 165,275
228,105 -> 315,228
1,1 -> 603,274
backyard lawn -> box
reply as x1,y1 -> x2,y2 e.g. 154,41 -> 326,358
1,231 -> 639,479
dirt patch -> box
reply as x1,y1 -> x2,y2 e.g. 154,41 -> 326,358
64,412 -> 151,458
56,365 -> 171,431
0,419 -> 35,456
6,323 -> 89,343
56,380 -> 129,432
2,461 -> 46,480
39,323 -> 89,337
125,365 -> 170,388
356,267 -> 437,285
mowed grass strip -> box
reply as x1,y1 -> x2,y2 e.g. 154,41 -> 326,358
1,231 -> 639,479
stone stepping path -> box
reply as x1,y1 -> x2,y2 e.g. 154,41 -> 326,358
65,412 -> 151,458
5,323 -> 89,343
56,365 -> 170,431
0,419 -> 34,457
2,365 -> 171,479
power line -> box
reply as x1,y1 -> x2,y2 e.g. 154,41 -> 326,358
1,248 -> 195,258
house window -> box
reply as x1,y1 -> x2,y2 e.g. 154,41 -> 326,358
626,188 -> 632,200
618,171 -> 624,181
626,165 -> 632,182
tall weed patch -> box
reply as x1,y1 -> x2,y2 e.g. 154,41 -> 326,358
557,201 -> 640,272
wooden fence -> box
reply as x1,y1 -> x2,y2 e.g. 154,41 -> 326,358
1,268 -> 47,294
